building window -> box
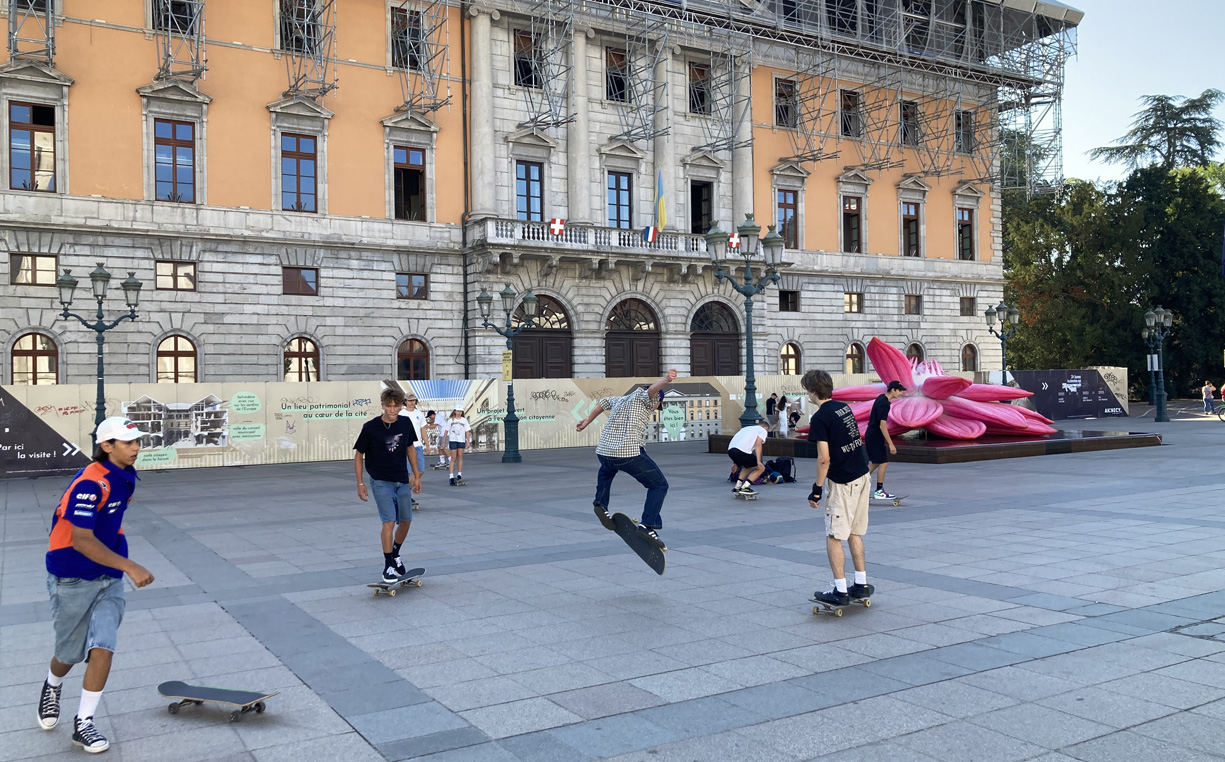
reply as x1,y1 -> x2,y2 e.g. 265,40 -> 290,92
690,181 -> 713,234
842,196 -> 862,254
608,171 -> 632,229
903,0 -> 931,53
900,100 -> 920,146
827,0 -> 858,34
280,133 -> 317,212
904,294 -> 922,315
156,261 -> 196,291
902,202 -> 921,256
845,342 -> 865,375
397,338 -> 430,380
393,146 -> 425,221
396,272 -> 428,299
515,160 -> 543,221
513,30 -> 542,89
777,189 -> 798,249
844,292 -> 863,313
280,0 -> 321,54
605,47 -> 630,103
781,342 -> 801,375
282,266 -> 319,296
688,62 -> 712,115
961,344 -> 978,372
11,332 -> 57,385
284,337 -> 320,381
774,78 -> 797,128
957,208 -> 974,260
955,110 -> 975,154
906,342 -> 924,362
156,335 -> 197,383
959,296 -> 976,317
390,7 -> 423,70
10,253 -> 57,286
19,0 -> 50,11
154,119 -> 195,203
154,0 -> 201,35
840,90 -> 862,138
9,102 -> 56,192
779,290 -> 799,312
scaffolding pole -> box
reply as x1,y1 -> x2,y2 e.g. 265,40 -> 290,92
609,13 -> 669,144
154,0 -> 206,84
780,48 -> 840,165
7,0 -> 54,63
393,0 -> 451,114
518,0 -> 574,129
693,30 -> 751,154
280,0 -> 338,100
844,61 -> 905,172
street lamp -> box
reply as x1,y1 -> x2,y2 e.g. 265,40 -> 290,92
1142,306 -> 1174,423
55,263 -> 143,445
985,301 -> 1021,372
477,283 -> 538,463
705,213 -> 786,428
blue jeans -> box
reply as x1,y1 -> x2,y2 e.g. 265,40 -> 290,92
595,448 -> 668,528
48,574 -> 125,664
1205,399 -> 1215,414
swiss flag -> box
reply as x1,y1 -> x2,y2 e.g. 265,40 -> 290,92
549,218 -> 566,236
728,232 -> 741,249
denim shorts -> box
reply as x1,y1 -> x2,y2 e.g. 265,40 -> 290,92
47,574 -> 126,665
449,440 -> 466,451
370,479 -> 414,523
413,446 -> 425,472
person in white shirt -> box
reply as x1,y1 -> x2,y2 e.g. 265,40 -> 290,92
426,410 -> 448,468
727,423 -> 768,496
445,408 -> 472,485
400,394 -> 427,509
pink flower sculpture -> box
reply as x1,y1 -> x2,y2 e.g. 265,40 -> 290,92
833,338 -> 1057,440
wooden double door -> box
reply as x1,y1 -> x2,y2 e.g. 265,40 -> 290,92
512,331 -> 573,378
605,332 -> 660,378
690,334 -> 740,376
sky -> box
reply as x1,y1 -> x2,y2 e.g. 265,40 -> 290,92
1061,0 -> 1225,183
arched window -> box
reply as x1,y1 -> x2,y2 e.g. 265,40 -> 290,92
397,338 -> 430,380
906,343 -> 924,362
606,298 -> 660,377
845,342 -> 865,375
606,298 -> 659,331
689,302 -> 737,333
11,332 -> 57,385
284,337 -> 320,382
781,342 -> 801,375
961,344 -> 978,372
156,335 -> 197,383
512,295 -> 573,378
513,294 -> 570,330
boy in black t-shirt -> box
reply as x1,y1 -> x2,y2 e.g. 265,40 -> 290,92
803,369 -> 873,607
866,381 -> 906,500
354,388 -> 422,583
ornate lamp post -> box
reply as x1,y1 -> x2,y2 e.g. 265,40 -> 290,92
477,284 -> 538,463
985,301 -> 1021,372
55,263 -> 143,445
705,213 -> 786,428
1142,306 -> 1174,423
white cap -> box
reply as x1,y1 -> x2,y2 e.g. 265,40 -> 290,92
95,417 -> 143,442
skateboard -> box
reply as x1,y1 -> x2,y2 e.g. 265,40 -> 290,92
872,494 -> 907,507
431,463 -> 448,470
733,491 -> 760,501
158,680 -> 279,723
367,567 -> 427,596
412,500 -> 420,511
611,512 -> 666,576
810,594 -> 872,617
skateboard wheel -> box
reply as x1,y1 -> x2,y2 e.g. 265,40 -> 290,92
863,599 -> 872,608
255,702 -> 266,714
894,499 -> 901,506
229,710 -> 241,723
168,703 -> 179,715
812,606 -> 820,615
415,580 -> 422,587
388,589 -> 397,597
834,608 -> 843,616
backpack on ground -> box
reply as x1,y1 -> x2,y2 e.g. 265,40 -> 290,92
772,456 -> 796,483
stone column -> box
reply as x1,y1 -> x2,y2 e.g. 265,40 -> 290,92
652,41 -> 674,230
468,6 -> 499,220
731,54 -> 754,226
567,27 -> 593,224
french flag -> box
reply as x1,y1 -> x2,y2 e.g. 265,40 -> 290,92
643,226 -> 659,243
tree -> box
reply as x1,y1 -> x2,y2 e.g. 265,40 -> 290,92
1088,89 -> 1223,171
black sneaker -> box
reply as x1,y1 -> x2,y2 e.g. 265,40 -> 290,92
37,679 -> 60,730
449,476 -> 456,486
393,557 -> 407,577
593,502 -> 616,531
813,588 -> 850,607
636,524 -> 667,551
72,716 -> 108,753
847,583 -> 875,600
382,566 -> 399,584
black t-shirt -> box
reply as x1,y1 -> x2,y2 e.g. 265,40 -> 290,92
866,394 -> 891,442
354,416 -> 418,483
807,400 -> 870,484
766,397 -> 777,416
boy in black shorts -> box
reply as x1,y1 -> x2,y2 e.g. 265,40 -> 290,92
354,388 -> 422,583
866,381 -> 906,500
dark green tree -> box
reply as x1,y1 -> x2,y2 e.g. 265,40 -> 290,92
1088,89 -> 1223,171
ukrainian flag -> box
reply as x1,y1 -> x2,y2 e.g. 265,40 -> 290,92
655,169 -> 667,229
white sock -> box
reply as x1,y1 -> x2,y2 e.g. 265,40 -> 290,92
735,480 -> 744,489
834,578 -> 848,593
854,571 -> 868,586
78,689 -> 102,720
46,670 -> 63,688
457,472 -> 461,478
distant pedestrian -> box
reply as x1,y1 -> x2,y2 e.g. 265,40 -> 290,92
727,421 -> 769,496
1203,382 -> 1216,415
426,410 -> 448,468
445,407 -> 472,485
354,388 -> 422,584
867,381 -> 907,500
401,393 -> 427,510
778,395 -> 790,437
765,393 -> 779,436
39,417 -> 155,754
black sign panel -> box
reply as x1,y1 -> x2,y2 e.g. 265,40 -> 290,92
0,387 -> 90,479
1010,370 -> 1127,420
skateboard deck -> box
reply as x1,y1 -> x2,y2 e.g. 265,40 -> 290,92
455,478 -> 467,485
871,494 -> 907,507
810,595 -> 872,617
431,463 -> 448,470
611,512 -> 665,575
733,491 -> 760,501
158,681 -> 278,723
367,567 -> 427,596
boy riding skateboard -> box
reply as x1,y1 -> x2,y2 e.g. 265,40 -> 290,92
727,421 -> 768,497
866,381 -> 906,501
802,369 -> 875,608
39,417 -> 155,753
354,388 -> 422,584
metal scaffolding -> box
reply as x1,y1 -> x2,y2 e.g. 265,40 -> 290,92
844,61 -> 905,172
693,33 -> 752,154
280,0 -> 338,100
517,0 -> 574,129
609,13 -> 670,144
392,0 -> 451,114
780,49 -> 841,165
154,0 -> 206,84
7,0 -> 54,63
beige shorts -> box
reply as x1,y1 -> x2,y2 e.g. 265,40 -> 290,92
825,474 -> 870,540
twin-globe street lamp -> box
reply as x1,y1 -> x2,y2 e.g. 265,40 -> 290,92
985,301 -> 1021,372
477,284 -> 538,463
55,263 -> 143,444
704,213 -> 786,429
1142,306 -> 1174,423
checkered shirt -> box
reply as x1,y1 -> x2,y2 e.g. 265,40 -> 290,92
595,388 -> 654,458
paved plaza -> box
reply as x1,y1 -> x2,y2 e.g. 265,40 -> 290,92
3,413 -> 1225,762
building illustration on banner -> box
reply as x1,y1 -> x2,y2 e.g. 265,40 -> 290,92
629,382 -> 723,443
122,395 -> 230,449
